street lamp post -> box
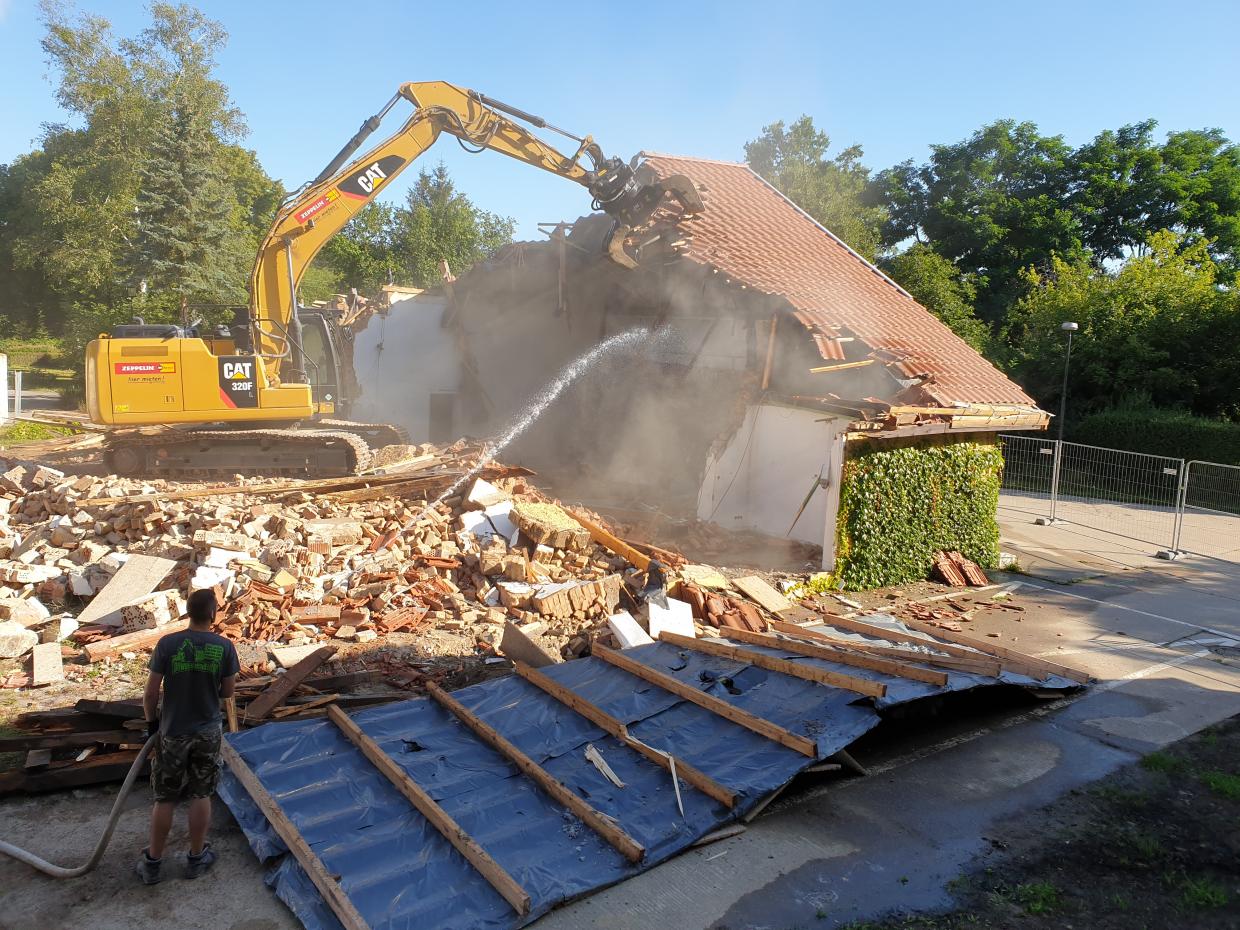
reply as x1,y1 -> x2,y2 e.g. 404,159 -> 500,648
1056,321 -> 1078,445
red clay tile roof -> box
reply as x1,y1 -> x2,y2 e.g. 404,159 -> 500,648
641,153 -> 1039,408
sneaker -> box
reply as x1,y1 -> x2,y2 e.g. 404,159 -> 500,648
184,843 -> 217,879
135,849 -> 162,885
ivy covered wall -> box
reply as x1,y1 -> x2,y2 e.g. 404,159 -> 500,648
833,438 -> 1003,589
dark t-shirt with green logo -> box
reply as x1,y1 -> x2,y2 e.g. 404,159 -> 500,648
149,629 -> 240,737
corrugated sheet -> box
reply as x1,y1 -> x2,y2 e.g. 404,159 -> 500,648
219,636 -> 1076,930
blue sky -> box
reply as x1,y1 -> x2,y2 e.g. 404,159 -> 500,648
2,0 -> 1239,239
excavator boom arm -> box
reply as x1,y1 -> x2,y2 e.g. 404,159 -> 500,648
249,81 -> 699,374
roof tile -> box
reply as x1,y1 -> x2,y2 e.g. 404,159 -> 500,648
642,154 -> 1039,407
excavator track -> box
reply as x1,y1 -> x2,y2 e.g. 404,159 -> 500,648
103,427 -> 373,480
317,418 -> 411,448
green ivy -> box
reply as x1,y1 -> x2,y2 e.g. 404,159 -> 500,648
834,440 -> 1002,590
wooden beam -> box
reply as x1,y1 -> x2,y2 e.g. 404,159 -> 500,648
244,646 -> 337,721
768,619 -> 1001,676
567,510 -> 650,571
897,617 -> 1091,684
813,614 -> 979,658
761,314 -> 778,390
83,620 -> 190,662
221,741 -> 370,930
512,661 -> 737,808
325,705 -> 530,915
424,681 -> 645,863
592,644 -> 817,758
809,359 -> 876,374
717,626 -> 948,686
0,730 -> 134,752
223,696 -> 239,733
657,632 -> 887,699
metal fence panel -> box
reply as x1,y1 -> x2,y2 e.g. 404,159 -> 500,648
1050,441 -> 1183,548
1175,461 -> 1240,563
997,434 -> 1056,519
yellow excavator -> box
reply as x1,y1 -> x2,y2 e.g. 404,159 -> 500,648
85,81 -> 702,477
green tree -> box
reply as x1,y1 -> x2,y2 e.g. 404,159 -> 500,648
0,2 -> 278,340
392,164 -> 514,287
317,203 -> 400,295
870,120 -> 1084,324
745,116 -> 886,261
129,88 -> 241,299
1004,231 -> 1240,420
881,244 -> 989,353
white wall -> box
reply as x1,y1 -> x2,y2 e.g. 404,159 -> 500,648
697,402 -> 848,561
350,295 -> 457,442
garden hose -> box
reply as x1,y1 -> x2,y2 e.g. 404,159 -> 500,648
0,735 -> 156,879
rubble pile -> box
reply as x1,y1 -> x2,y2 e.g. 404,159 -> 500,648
0,445 -> 649,683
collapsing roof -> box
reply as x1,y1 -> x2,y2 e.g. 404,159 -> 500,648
634,153 -> 1043,417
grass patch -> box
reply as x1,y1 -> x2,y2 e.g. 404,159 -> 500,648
1012,881 -> 1060,915
1139,750 -> 1187,775
1199,769 -> 1240,801
1179,876 -> 1230,909
0,421 -> 72,448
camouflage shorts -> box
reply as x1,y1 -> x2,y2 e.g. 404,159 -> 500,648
151,726 -> 223,801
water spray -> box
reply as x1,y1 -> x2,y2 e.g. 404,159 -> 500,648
382,326 -> 657,548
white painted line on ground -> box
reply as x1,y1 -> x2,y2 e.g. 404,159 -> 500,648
1088,649 -> 1214,695
1035,636 -> 1234,658
1013,577 -> 1238,641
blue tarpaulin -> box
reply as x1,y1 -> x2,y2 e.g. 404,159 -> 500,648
219,632 -> 1076,930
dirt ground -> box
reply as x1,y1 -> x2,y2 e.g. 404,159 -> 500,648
839,715 -> 1240,930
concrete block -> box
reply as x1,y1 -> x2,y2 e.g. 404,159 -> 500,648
648,597 -> 696,640
608,611 -> 654,648
0,620 -> 38,658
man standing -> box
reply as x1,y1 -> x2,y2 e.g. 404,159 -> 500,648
137,588 -> 239,884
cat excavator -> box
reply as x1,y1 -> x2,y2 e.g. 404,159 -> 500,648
85,81 -> 703,477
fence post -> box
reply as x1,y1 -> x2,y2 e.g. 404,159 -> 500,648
12,370 -> 21,417
1047,439 -> 1062,523
1172,461 -> 1191,554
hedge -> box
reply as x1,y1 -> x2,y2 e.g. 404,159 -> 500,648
834,440 -> 1002,590
1069,408 -> 1240,466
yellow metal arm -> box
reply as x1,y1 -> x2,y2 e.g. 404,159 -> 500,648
250,81 -> 649,377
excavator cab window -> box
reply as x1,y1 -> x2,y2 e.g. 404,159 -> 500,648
297,310 -> 342,413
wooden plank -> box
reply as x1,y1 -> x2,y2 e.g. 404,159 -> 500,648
592,644 -> 817,758
30,642 -> 64,686
245,646 -> 336,721
658,632 -> 887,699
76,554 -> 176,627
74,698 -> 144,719
768,619 -> 1002,676
898,617 -> 1092,684
809,359 -> 876,374
325,704 -> 530,915
567,510 -> 650,571
83,620 -> 190,662
814,614 -> 980,658
731,576 -> 792,614
717,626 -> 948,686
221,741 -> 369,930
424,681 -> 645,863
512,661 -> 737,808
223,696 -> 239,733
0,730 -> 134,752
272,694 -> 337,718
0,750 -> 145,796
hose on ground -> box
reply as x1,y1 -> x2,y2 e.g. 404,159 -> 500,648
0,735 -> 156,879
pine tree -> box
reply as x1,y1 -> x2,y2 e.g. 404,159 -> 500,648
129,88 -> 237,299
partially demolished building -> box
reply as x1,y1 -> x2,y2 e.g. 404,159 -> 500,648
353,154 -> 1047,568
